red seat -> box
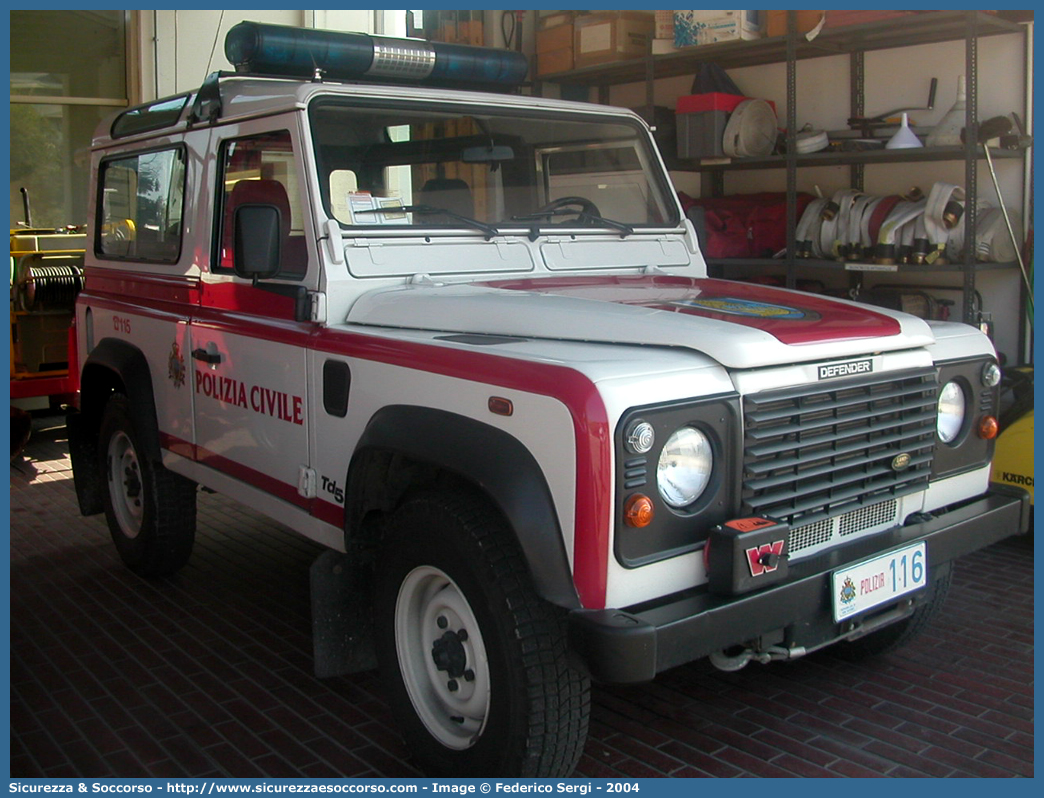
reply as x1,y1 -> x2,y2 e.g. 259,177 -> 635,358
220,178 -> 292,271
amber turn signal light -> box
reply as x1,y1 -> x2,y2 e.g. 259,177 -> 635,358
978,415 -> 999,440
624,494 -> 655,528
488,396 -> 514,416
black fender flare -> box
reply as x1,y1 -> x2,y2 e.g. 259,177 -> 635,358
349,405 -> 581,609
79,337 -> 163,463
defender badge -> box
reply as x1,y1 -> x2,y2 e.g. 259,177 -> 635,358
168,341 -> 186,389
891,452 -> 912,471
818,359 -> 873,379
839,577 -> 857,606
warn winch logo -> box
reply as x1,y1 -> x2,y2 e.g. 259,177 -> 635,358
818,359 -> 873,380
746,540 -> 785,577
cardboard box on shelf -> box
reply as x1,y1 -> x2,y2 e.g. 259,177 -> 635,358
539,11 -> 576,31
537,48 -> 574,76
536,21 -> 574,76
574,11 -> 655,69
652,38 -> 680,55
537,22 -> 574,53
674,10 -> 763,48
766,10 -> 825,38
655,10 -> 674,39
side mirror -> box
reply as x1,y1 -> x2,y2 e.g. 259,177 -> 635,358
233,204 -> 281,280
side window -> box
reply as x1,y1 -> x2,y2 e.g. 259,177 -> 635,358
216,130 -> 306,280
98,147 -> 185,262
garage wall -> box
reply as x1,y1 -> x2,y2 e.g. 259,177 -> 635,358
603,26 -> 1032,363
135,10 -> 395,100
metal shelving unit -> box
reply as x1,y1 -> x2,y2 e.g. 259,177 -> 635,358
680,145 -> 1023,173
537,10 -> 1031,332
536,11 -> 1024,87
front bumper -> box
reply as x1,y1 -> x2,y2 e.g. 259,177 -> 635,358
569,484 -> 1030,683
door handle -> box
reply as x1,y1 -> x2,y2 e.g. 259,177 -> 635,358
191,348 -> 223,365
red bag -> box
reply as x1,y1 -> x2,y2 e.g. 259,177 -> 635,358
679,192 -> 814,259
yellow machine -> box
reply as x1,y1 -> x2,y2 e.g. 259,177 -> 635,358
992,410 -> 1034,506
991,367 -> 1034,521
9,227 -> 85,403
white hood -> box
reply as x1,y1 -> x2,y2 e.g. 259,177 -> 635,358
347,275 -> 935,370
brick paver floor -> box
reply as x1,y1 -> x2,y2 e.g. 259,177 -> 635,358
9,414 -> 1034,778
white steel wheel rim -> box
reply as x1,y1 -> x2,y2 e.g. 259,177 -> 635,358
107,430 -> 144,538
394,565 -> 491,750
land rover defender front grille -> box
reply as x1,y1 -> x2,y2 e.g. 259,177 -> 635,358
742,367 -> 937,529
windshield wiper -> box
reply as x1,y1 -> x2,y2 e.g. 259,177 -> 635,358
509,209 -> 635,239
355,204 -> 499,240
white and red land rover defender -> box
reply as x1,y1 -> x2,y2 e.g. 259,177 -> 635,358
68,23 -> 1029,777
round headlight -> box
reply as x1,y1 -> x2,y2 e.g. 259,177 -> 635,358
981,361 -> 1002,388
657,426 -> 713,508
937,381 -> 967,443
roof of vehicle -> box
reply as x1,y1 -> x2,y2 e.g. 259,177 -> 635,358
93,73 -> 647,150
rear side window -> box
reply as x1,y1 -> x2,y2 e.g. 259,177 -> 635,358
97,147 -> 185,263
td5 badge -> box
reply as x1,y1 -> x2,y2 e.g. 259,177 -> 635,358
704,516 -> 790,595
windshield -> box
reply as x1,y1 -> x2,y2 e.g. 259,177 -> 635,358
309,97 -> 678,233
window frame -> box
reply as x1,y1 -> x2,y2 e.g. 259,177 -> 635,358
93,143 -> 188,265
211,129 -> 307,282
307,96 -> 680,232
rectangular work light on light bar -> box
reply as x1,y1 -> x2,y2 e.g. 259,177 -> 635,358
225,20 -> 529,89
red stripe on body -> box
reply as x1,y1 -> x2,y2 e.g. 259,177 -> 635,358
159,431 -> 308,509
483,274 -> 902,344
201,280 -> 301,317
85,267 -> 201,307
118,302 -> 612,608
314,328 -> 612,609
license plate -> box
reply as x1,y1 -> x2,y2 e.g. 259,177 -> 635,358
832,542 -> 927,622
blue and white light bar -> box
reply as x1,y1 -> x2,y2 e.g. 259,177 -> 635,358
225,21 -> 529,88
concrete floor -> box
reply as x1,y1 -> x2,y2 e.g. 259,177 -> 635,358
9,414 -> 1034,778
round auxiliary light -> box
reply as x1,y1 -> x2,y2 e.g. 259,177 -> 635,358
937,380 -> 967,444
978,415 -> 999,440
981,361 -> 1002,388
657,426 -> 713,508
623,494 -> 655,528
625,420 -> 655,455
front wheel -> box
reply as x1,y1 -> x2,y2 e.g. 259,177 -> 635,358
374,491 -> 590,776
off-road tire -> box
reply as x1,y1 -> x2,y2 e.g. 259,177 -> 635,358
374,490 -> 590,777
99,393 -> 196,577
833,568 -> 952,660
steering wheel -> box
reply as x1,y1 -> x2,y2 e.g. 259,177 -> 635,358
536,196 -> 602,221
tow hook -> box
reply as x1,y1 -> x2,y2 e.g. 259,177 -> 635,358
709,644 -> 807,672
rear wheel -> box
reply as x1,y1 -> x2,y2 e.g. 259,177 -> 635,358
99,393 -> 196,576
374,490 -> 589,776
833,568 -> 952,660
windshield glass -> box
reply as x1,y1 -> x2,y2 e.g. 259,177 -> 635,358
309,97 -> 678,233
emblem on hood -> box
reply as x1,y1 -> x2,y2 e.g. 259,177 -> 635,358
673,297 -> 820,321
818,359 -> 873,380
